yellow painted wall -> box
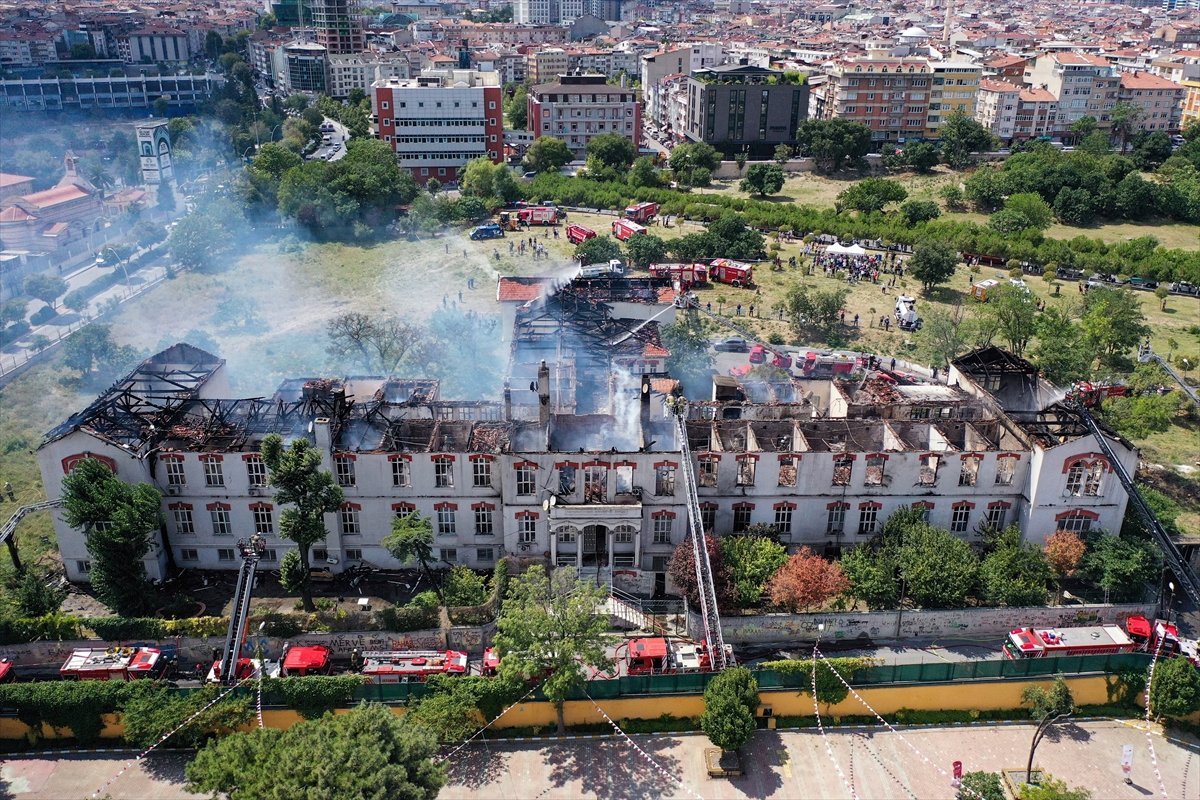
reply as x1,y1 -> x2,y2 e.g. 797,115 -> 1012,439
0,676 -> 1124,741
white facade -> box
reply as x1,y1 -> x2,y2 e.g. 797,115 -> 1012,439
976,80 -> 1019,141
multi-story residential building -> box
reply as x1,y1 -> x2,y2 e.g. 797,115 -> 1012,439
247,31 -> 292,89
0,72 -> 223,112
527,48 -> 570,86
311,0 -> 364,55
641,43 -> 726,127
273,42 -> 328,95
1013,86 -> 1059,141
328,52 -> 412,98
982,54 -> 1028,81
819,56 -> 933,143
122,25 -> 191,64
975,79 -> 1020,141
514,0 -> 567,24
472,50 -> 525,85
925,60 -> 981,138
683,63 -> 810,157
1183,78 -> 1200,126
527,73 -> 640,158
0,29 -> 58,67
1024,52 -> 1119,135
373,68 -> 504,184
1117,70 -> 1185,132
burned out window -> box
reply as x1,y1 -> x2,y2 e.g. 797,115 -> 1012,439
334,455 -> 356,487
918,454 -> 940,486
558,464 -> 576,495
245,456 -> 267,487
615,465 -> 634,494
434,457 -> 454,488
995,456 -> 1017,486
583,466 -> 607,503
864,455 -> 886,487
655,464 -> 676,496
778,455 -> 797,487
732,505 -> 752,532
700,504 -> 716,532
1065,461 -> 1086,496
736,456 -> 756,487
832,454 -> 853,486
959,457 -> 979,487
699,456 -> 718,487
1084,463 -> 1104,496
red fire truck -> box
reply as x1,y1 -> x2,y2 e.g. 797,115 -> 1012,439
566,224 -> 596,244
518,207 -> 559,226
649,262 -> 708,285
708,258 -> 754,287
625,202 -> 659,223
280,645 -> 333,677
1068,381 -> 1129,408
799,351 -> 859,377
359,650 -> 469,683
0,658 -> 13,684
60,647 -> 164,681
1002,625 -> 1136,659
612,218 -> 647,241
626,637 -> 717,675
481,647 -> 501,677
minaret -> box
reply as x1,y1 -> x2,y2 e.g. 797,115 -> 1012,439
943,0 -> 953,45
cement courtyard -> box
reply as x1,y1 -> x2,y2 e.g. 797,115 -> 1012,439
3,719 -> 1195,799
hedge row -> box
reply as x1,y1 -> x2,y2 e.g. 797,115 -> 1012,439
522,174 -> 1200,284
0,614 -> 228,645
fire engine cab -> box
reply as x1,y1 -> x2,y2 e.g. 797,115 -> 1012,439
280,645 -> 333,677
625,202 -> 659,223
359,650 -> 468,683
60,647 -> 164,681
612,218 -> 647,241
0,658 -> 13,683
626,637 -> 717,675
707,258 -> 754,287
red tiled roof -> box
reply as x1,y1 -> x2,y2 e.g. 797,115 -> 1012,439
0,173 -> 34,188
1019,87 -> 1057,102
497,277 -> 551,302
0,206 -> 34,222
21,184 -> 90,209
980,78 -> 1021,93
644,342 -> 669,358
42,222 -> 69,236
1120,70 -> 1181,90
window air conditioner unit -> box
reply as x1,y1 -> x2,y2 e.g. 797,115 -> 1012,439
166,485 -> 181,496
248,486 -> 263,496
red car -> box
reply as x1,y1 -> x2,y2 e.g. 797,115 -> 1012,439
748,344 -> 766,364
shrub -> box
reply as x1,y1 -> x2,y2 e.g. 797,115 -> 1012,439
443,566 -> 488,608
760,657 -> 879,704
29,305 -> 56,325
0,613 -> 83,645
263,675 -> 366,718
0,680 -> 136,743
121,682 -> 252,748
378,604 -> 439,632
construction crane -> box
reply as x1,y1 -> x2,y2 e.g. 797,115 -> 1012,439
216,533 -> 267,685
1068,399 -> 1200,607
667,394 -> 729,671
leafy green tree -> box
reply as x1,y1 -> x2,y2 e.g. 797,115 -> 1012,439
1148,654 -> 1200,719
23,274 -> 68,310
1030,307 -> 1092,384
963,166 -> 1007,211
978,284 -> 1037,355
15,567 -> 66,616
277,550 -> 307,597
61,458 -> 161,615
894,522 -> 979,608
1112,172 -> 1155,220
1052,185 -> 1100,225
700,667 -> 759,752
0,298 -> 26,326
1110,101 -> 1142,152
124,682 -> 253,748
840,545 -> 899,609
794,118 -> 872,172
459,156 -> 501,198
524,136 -> 573,174
721,533 -> 787,607
628,156 -> 661,188
260,434 -> 344,612
185,703 -> 445,800
443,566 -> 488,607
669,142 -> 721,185
703,213 -> 766,260
1132,131 -> 1173,170
1003,192 -> 1054,230
1019,776 -> 1092,800
958,771 -> 1006,800
169,197 -> 243,270
773,144 -> 793,165
980,528 -> 1052,606
1076,131 -> 1111,157
902,141 -> 940,173
939,184 -> 967,211
156,180 -> 176,211
939,109 -> 996,169
782,283 -> 849,340
585,133 -> 636,180
494,565 -> 613,734
574,234 -> 623,265
908,240 -> 959,292
661,313 -> 714,393
901,200 -> 941,225
408,674 -> 523,742
1071,116 -> 1097,142
491,165 -> 521,203
919,306 -> 973,368
1022,676 -> 1075,720
835,177 -> 908,213
1101,393 -> 1181,439
247,142 -> 302,204
1079,287 -> 1149,366
504,85 -> 528,130
624,233 -> 668,268
740,163 -> 785,196
383,513 -> 441,604
1079,534 -> 1161,602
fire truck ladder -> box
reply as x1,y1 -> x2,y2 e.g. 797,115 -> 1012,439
0,499 -> 62,571
673,411 -> 729,671
1138,347 -> 1200,410
217,535 -> 266,685
1071,402 -> 1200,607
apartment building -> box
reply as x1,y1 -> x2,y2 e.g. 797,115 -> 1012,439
1013,86 -> 1058,140
640,43 -> 726,127
1024,52 -> 1119,135
328,52 -> 412,98
683,64 -> 810,157
1117,70 -> 1185,132
527,48 -> 570,86
273,42 -> 329,95
1183,78 -> 1200,125
527,73 -> 640,158
0,29 -> 58,67
514,0 -> 586,24
925,61 -> 981,138
975,79 -> 1020,141
311,0 -> 365,55
373,69 -> 504,184
819,56 -> 934,143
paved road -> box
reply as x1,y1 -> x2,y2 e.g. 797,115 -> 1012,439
5,720 -> 1193,799
308,117 -> 350,163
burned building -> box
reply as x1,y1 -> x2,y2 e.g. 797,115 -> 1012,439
40,293 -> 1135,594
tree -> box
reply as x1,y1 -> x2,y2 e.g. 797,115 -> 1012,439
383,513 -> 441,604
1,298 -> 27,326
835,177 -> 908,213
524,136 -> 573,174
700,667 -> 759,752
23,274 -> 68,310
1112,172 -> 1155,220
840,545 -> 899,609
739,163 -> 784,196
669,142 -> 721,186
900,199 -> 941,225
721,533 -> 787,607
1132,131 -> 1173,170
1023,675 -> 1074,719
61,458 -> 161,615
186,703 -> 445,800
169,198 -> 242,270
958,772 -> 1006,800
1110,101 -> 1142,152
62,324 -> 139,378
795,118 -> 872,172
1148,654 -> 1200,719
894,522 -> 980,608
909,240 -> 958,292
326,312 -> 418,374
1101,392 -> 1181,439
1071,115 -> 1097,142
1043,531 -> 1086,596
766,547 -> 849,612
494,565 -> 613,734
660,314 -> 715,395
15,567 -> 66,616
628,156 -> 661,188
574,234 -> 622,265
919,306 -> 973,368
585,133 -> 636,179
902,141 -> 939,173
624,233 -> 668,269
443,565 -> 488,607
1019,776 -> 1092,800
980,528 -> 1052,607
1003,192 -> 1054,230
667,534 -> 735,610
978,284 -> 1037,355
940,184 -> 967,211
964,167 -> 1008,211
773,144 -> 793,165
1079,534 -> 1161,602
260,434 -> 344,611
504,85 -> 528,130
939,109 -> 996,169
1030,307 -> 1092,384
459,156 -> 500,199
277,550 -> 307,597
1154,284 -> 1171,311
1079,287 -> 1149,366
782,283 -> 849,340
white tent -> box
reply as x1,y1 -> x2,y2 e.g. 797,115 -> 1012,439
826,242 -> 868,257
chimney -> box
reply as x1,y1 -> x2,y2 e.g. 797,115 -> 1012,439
313,417 -> 331,451
640,374 -> 652,405
537,361 -> 551,425
503,383 -> 513,420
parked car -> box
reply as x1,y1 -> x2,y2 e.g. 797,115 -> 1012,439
1171,281 -> 1199,296
469,224 -> 505,241
714,337 -> 749,353
748,344 -> 767,364
1127,277 -> 1158,290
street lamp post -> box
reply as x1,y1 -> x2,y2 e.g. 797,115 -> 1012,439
1165,580 -> 1176,624
100,246 -> 130,296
